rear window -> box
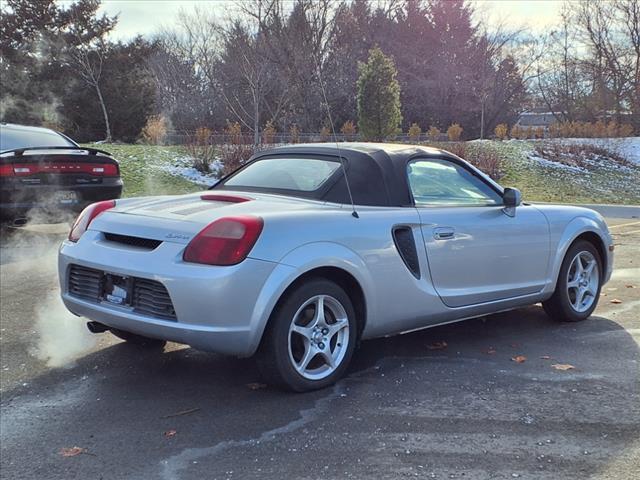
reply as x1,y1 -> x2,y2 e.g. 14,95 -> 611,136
222,157 -> 341,192
0,126 -> 76,152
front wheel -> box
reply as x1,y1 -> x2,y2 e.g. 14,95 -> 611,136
257,279 -> 357,392
543,240 -> 602,322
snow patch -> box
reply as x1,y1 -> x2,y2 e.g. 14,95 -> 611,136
526,154 -> 588,173
159,156 -> 222,186
559,137 -> 640,165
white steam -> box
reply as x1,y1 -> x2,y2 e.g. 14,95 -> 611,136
30,286 -> 97,368
2,220 -> 97,368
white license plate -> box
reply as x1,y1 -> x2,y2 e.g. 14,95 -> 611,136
53,191 -> 78,204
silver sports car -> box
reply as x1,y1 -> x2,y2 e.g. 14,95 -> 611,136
59,143 -> 613,391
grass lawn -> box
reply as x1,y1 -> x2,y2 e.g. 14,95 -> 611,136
90,140 -> 640,205
82,144 -> 204,198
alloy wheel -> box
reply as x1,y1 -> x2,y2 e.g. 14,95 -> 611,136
288,294 -> 350,380
566,251 -> 599,313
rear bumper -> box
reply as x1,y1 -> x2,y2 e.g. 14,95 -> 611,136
0,179 -> 123,219
58,231 -> 289,356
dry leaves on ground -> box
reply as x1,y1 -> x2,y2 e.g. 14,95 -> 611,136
426,341 -> 448,350
625,285 -> 636,289
164,430 -> 177,438
540,355 -> 551,360
511,355 -> 527,364
60,447 -> 85,457
610,299 -> 623,304
483,347 -> 496,355
551,363 -> 575,371
246,382 -> 267,390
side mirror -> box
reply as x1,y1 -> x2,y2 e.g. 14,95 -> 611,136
503,187 -> 522,207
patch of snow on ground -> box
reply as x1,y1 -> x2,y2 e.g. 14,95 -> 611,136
526,153 -> 588,173
560,137 -> 640,164
160,156 -> 221,186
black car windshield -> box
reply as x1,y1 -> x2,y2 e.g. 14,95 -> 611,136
221,157 -> 341,192
0,126 -> 77,152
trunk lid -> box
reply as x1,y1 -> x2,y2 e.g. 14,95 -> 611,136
90,191 -> 331,245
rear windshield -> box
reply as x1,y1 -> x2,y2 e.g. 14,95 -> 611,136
221,157 -> 341,192
0,126 -> 77,152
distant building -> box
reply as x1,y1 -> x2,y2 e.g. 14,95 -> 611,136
515,110 -> 559,129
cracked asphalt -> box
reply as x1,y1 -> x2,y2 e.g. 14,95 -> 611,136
1,206 -> 638,480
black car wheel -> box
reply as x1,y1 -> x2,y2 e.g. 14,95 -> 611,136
257,279 -> 357,392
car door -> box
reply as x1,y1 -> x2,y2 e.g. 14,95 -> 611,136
408,157 -> 550,308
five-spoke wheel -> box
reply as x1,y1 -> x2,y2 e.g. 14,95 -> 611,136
257,279 -> 357,391
288,295 -> 350,380
543,240 -> 602,322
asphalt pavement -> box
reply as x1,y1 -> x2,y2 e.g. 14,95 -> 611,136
0,208 -> 638,480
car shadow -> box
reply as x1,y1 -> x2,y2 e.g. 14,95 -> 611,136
1,306 -> 639,480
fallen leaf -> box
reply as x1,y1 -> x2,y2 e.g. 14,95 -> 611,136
246,382 -> 267,390
625,285 -> 636,289
60,447 -> 85,457
511,355 -> 527,364
483,348 -> 496,355
162,408 -> 200,419
540,355 -> 551,360
607,287 -> 618,291
426,341 -> 448,350
164,430 -> 177,438
551,363 -> 575,371
610,299 -> 623,304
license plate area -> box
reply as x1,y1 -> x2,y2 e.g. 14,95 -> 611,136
53,190 -> 78,204
102,273 -> 133,306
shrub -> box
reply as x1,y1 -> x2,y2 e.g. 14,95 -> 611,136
262,120 -> 276,144
533,127 -> 544,139
408,122 -> 422,142
340,120 -> 357,141
433,142 -> 502,180
426,125 -> 441,141
224,121 -> 244,145
447,123 -> 463,141
618,123 -> 634,137
494,123 -> 508,140
289,124 -> 300,143
186,127 -> 215,174
141,115 -> 167,145
320,126 -> 331,142
218,143 -> 255,176
510,125 -> 526,139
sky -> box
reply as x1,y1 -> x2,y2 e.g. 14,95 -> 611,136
93,0 -> 565,40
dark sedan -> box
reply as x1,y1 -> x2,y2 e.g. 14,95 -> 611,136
0,123 -> 123,223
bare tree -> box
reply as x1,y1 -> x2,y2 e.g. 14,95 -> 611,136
68,42 -> 111,142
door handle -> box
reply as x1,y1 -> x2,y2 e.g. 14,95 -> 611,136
433,227 -> 455,240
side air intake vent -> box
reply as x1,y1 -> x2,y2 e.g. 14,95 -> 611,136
392,226 -> 420,279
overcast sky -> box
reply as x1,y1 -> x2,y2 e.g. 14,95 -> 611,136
94,0 -> 564,40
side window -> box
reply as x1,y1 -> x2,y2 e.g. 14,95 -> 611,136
407,158 -> 502,206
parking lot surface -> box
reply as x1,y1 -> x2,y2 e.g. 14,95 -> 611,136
1,208 -> 638,480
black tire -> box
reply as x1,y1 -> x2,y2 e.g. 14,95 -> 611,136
110,328 -> 167,348
256,278 -> 358,392
543,240 -> 602,322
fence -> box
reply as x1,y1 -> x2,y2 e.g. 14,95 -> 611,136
164,130 -> 451,145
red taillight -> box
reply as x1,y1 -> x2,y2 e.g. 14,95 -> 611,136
10,162 -> 118,176
0,164 -> 14,177
183,216 -> 263,266
68,200 -> 116,242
